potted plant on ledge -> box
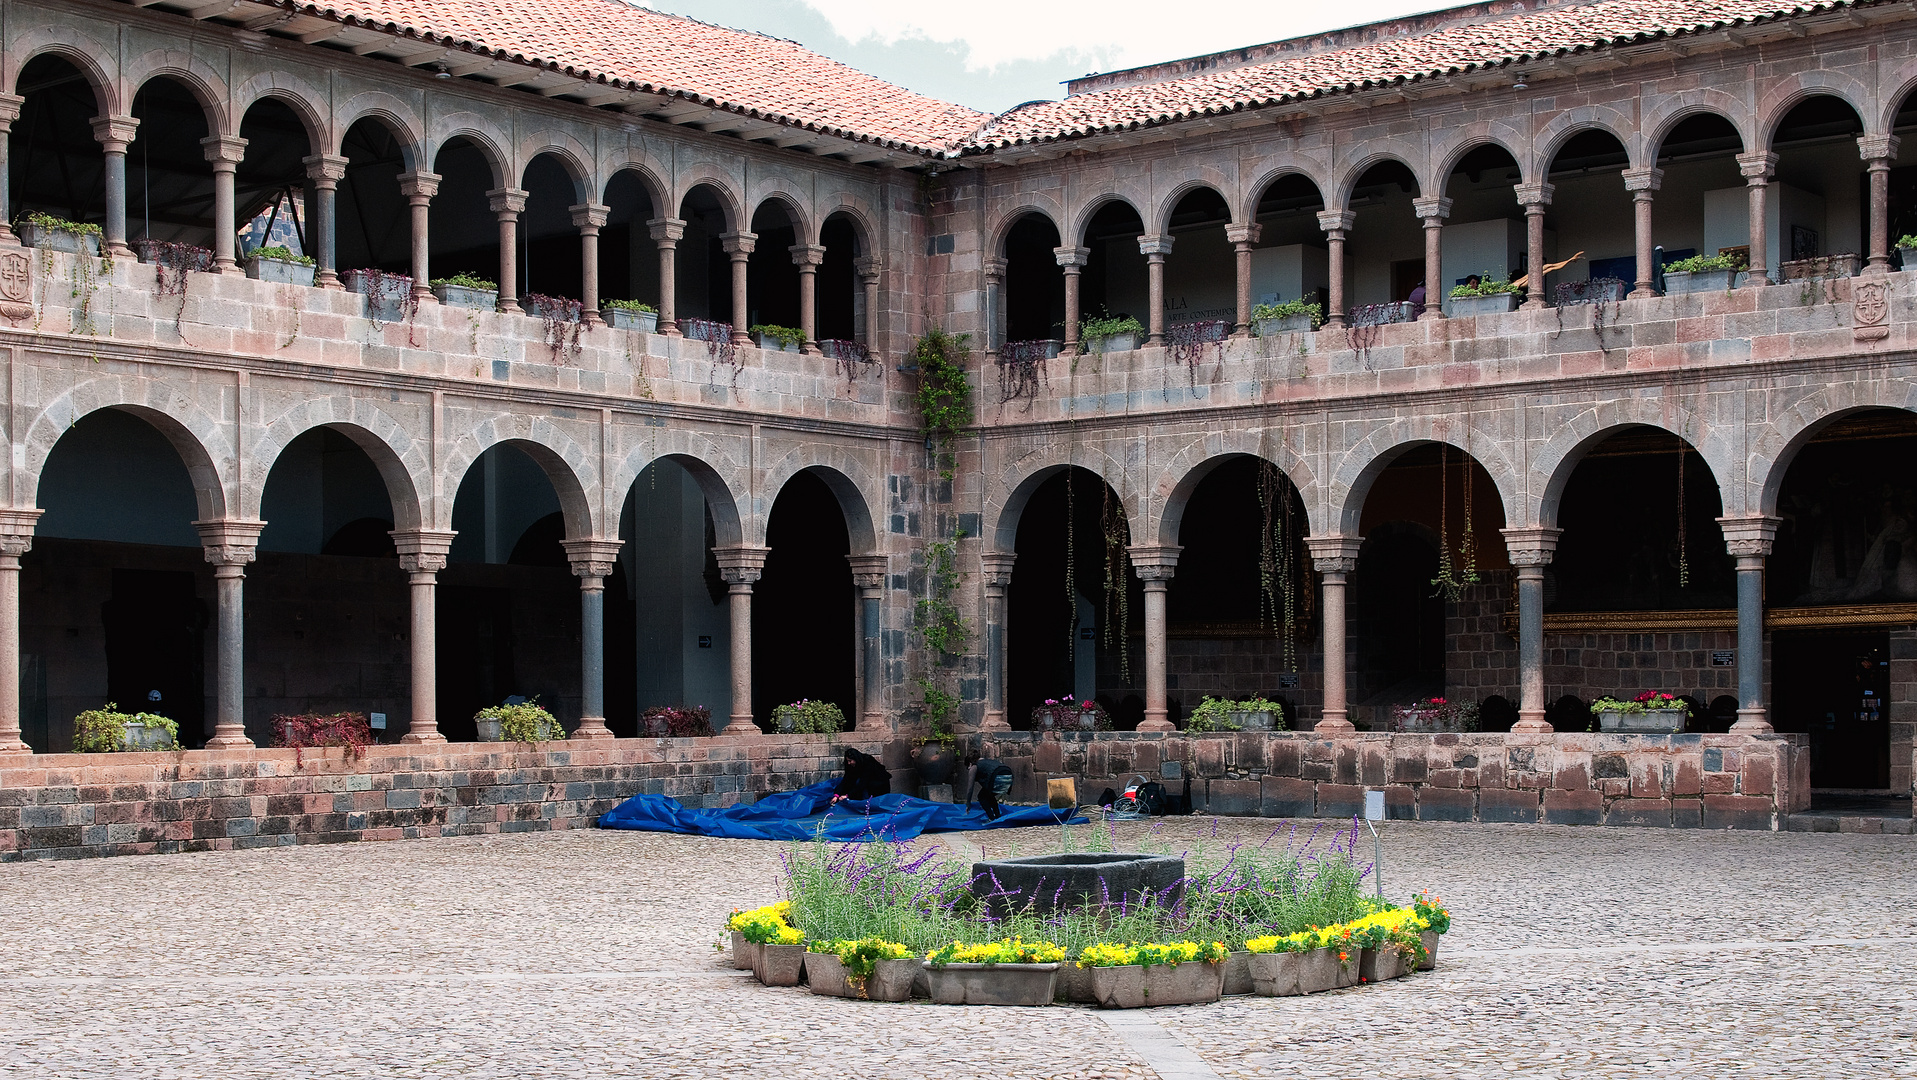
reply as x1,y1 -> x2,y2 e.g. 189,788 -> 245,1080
1393,696 -> 1479,733
245,245 -> 315,286
1662,253 -> 1740,294
1589,691 -> 1689,733
431,273 -> 498,310
602,298 -> 658,332
750,323 -> 804,353
473,698 -> 564,743
1031,695 -> 1110,731
1081,311 -> 1144,354
1448,275 -> 1521,316
72,703 -> 179,752
18,212 -> 102,256
1898,234 -> 1917,269
769,698 -> 845,734
1253,300 -> 1322,336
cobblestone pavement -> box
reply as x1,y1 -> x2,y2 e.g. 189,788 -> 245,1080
1,819 -> 1912,1078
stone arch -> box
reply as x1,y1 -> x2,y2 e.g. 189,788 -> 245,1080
1332,148 -> 1426,206
1877,59 -> 1917,136
1641,92 -> 1754,159
25,393 -> 231,521
231,72 -> 329,155
121,50 -> 230,136
1427,123 -> 1532,192
600,159 -> 670,214
1152,178 -> 1233,234
1328,421 -> 1521,537
987,196 -> 1065,256
990,446 -> 1140,551
815,194 -> 878,251
1156,447 -> 1318,548
750,189 -> 815,243
10,34 -> 119,114
334,91 -> 425,170
246,404 -> 431,532
1237,162 -> 1329,225
441,418 -> 597,537
1753,382 -> 1917,517
608,429 -> 747,547
426,117 -> 511,188
1756,70 -> 1878,146
518,133 -> 594,202
762,458 -> 879,555
1534,105 -> 1643,173
1532,402 -> 1734,528
1067,191 -> 1147,247
672,166 -> 745,232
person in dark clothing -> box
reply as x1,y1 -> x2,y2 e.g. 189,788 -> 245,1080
971,757 -> 1014,820
831,747 -> 892,802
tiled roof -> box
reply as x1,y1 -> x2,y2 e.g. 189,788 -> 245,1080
276,0 -> 989,155
968,0 -> 1869,150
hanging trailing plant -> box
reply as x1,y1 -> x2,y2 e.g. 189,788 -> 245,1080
1166,319 -> 1228,390
1675,433 -> 1690,588
1100,482 -> 1131,683
915,533 -> 969,657
908,327 -> 973,483
996,340 -> 1049,407
1257,460 -> 1300,673
1064,468 -> 1077,660
1430,442 -> 1481,603
680,317 -> 740,386
820,339 -> 876,391
134,239 -> 213,338
526,293 -> 585,363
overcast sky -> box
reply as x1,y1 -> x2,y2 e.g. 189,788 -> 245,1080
638,0 -> 1453,113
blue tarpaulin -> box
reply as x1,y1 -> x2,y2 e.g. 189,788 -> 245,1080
596,780 -> 1085,841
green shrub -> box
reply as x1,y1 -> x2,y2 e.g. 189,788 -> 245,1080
250,245 -> 315,266
1080,312 -> 1144,347
749,323 -> 805,348
1252,300 -> 1323,329
1664,253 -> 1738,274
1185,695 -> 1287,732
430,273 -> 498,291
73,704 -> 179,753
770,698 -> 846,734
475,700 -> 565,743
603,298 -> 657,313
24,211 -> 101,237
1449,277 -> 1519,298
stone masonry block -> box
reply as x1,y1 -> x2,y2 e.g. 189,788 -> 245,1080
1479,788 -> 1539,824
1417,787 -> 1474,821
1260,776 -> 1314,818
1542,789 -> 1603,825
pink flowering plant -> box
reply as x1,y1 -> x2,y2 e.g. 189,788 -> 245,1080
1391,696 -> 1479,733
1030,695 -> 1112,731
1589,691 -> 1686,715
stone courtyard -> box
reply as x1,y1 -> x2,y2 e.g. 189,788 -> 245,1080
0,819 -> 1909,1079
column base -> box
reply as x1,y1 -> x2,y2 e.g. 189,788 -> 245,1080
1136,718 -> 1176,733
1510,712 -> 1555,734
1311,718 -> 1356,734
1627,286 -> 1657,300
0,740 -> 32,754
978,714 -> 1011,732
204,726 -> 255,750
1417,310 -> 1444,321
215,260 -> 241,276
316,270 -> 342,289
855,713 -> 889,733
399,731 -> 447,745
1522,296 -> 1547,310
570,719 -> 615,741
106,242 -> 133,259
723,719 -> 762,737
1728,710 -> 1774,735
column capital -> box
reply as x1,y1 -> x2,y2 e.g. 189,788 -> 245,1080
1316,209 -> 1356,234
200,134 -> 248,166
1514,181 -> 1555,208
714,544 -> 771,584
720,230 -> 758,256
1619,166 -> 1663,193
1500,526 -> 1563,566
854,254 -> 883,281
1857,133 -> 1901,163
845,553 -> 889,590
982,255 -> 1006,282
569,202 -> 611,229
0,93 -> 22,126
1224,222 -> 1262,245
1137,234 -> 1174,257
194,519 -> 266,567
398,170 -> 441,200
302,153 -> 349,184
0,507 -> 43,557
979,551 -> 1017,589
1411,196 -> 1452,222
561,537 -> 624,579
1305,535 -> 1364,572
1127,544 -> 1181,581
1735,152 -> 1778,181
789,243 -> 827,267
1716,515 -> 1781,557
647,216 -> 686,243
390,528 -> 456,575
89,114 -> 139,151
486,186 -> 529,215
1053,245 -> 1090,269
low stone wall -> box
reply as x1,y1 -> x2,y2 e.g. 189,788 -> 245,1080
974,731 -> 1811,830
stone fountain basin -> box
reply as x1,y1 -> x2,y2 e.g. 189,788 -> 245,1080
970,852 -> 1185,919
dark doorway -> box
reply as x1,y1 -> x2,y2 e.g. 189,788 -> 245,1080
101,569 -> 205,746
1773,630 -> 1890,789
754,471 -> 854,727
1353,524 -> 1443,701
435,585 -> 516,743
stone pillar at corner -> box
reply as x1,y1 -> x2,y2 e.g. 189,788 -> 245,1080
1501,526 -> 1563,733
1718,516 -> 1781,734
195,519 -> 267,749
1225,223 -> 1261,337
571,202 -> 611,325
1128,544 -> 1181,732
0,507 -> 43,753
978,552 -> 1017,731
1305,536 -> 1363,732
720,231 -> 757,345
846,553 -> 890,732
563,537 -> 626,740
488,187 -> 530,312
391,529 -> 456,744
714,545 -> 771,736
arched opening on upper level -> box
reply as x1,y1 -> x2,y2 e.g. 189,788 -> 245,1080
1437,143 -> 1523,314
818,211 -> 863,346
677,183 -> 732,327
1077,199 -> 1146,338
127,76 -> 213,249
1767,95 -> 1866,274
1001,211 -> 1064,350
1543,128 -> 1632,298
1343,159 -> 1421,314
1647,113 -> 1744,279
427,136 -> 501,289
521,152 -> 584,304
234,98 -> 316,260
337,117 -> 411,275
599,169 -> 660,311
1247,172 -> 1329,318
8,54 -> 106,234
1157,186 -> 1233,344
748,198 -> 802,342
1888,86 -> 1917,265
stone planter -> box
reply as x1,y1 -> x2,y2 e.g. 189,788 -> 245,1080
1089,961 -> 1224,1009
604,307 -> 658,332
1221,950 -> 1253,995
924,962 -> 1058,1007
756,332 -> 800,353
1296,946 -> 1353,993
1359,945 -> 1413,983
755,942 -> 805,987
434,283 -> 497,310
1001,339 -> 1061,362
1664,268 -> 1736,294
1255,314 -> 1313,336
122,723 -> 173,751
971,852 -> 1185,920
246,256 -> 315,286
866,957 -> 919,1002
1597,708 -> 1686,734
805,951 -> 855,997
729,930 -> 758,971
1250,950 -> 1305,997
1899,245 -> 1917,270
1781,254 -> 1859,280
18,220 -> 100,256
1056,961 -> 1095,1003
1229,710 -> 1276,732
1419,931 -> 1440,971
474,718 -> 503,742
343,270 -> 412,322
1450,292 -> 1519,316
1087,330 -> 1137,353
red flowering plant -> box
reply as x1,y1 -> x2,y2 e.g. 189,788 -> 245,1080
1029,694 -> 1111,731
1392,696 -> 1479,733
274,711 -> 375,768
1589,691 -> 1686,715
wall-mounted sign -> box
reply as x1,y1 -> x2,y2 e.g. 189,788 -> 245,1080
368,712 -> 387,730
1711,650 -> 1736,667
1278,672 -> 1301,689
698,636 -> 712,649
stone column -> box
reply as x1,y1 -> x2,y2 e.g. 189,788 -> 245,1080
1317,210 -> 1355,329
562,538 -> 624,740
791,243 -> 826,354
982,256 -> 1006,358
1501,527 -> 1563,734
1139,234 -> 1173,345
1719,516 -> 1781,734
1860,135 -> 1900,274
979,552 -> 1017,731
398,170 -> 440,303
1620,168 -> 1662,299
391,529 -> 455,744
1515,182 -> 1553,309
648,216 -> 684,335
720,231 -> 756,345
1306,537 -> 1363,732
569,202 -> 610,326
0,94 -> 21,245
195,520 -> 267,749
201,135 -> 249,274
1225,223 -> 1261,337
1054,245 -> 1089,355
302,154 -> 347,288
847,554 -> 889,732
855,255 -> 882,351
487,187 -> 528,312
1737,152 -> 1777,287
1129,545 -> 1181,732
90,115 -> 139,258
0,509 -> 43,753
1412,197 -> 1451,319
714,546 -> 770,736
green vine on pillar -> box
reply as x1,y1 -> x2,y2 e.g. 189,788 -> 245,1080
913,531 -> 969,740
910,328 -> 973,483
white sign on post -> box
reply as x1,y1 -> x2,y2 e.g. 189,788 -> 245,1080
1364,790 -> 1385,821
1363,790 -> 1386,900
